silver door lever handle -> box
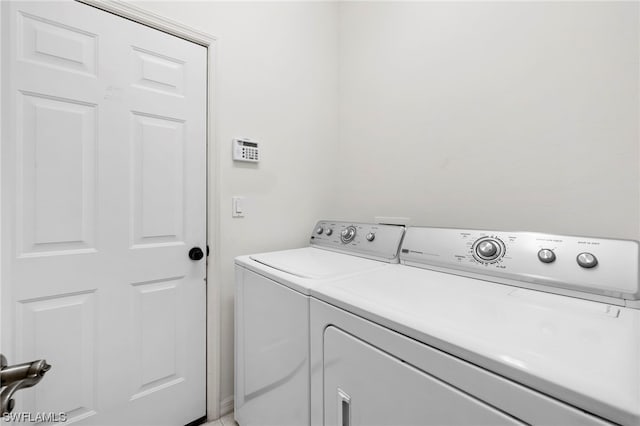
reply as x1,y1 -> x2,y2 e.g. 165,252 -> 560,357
0,354 -> 52,415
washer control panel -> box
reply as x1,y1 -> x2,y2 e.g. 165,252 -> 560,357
310,220 -> 405,262
400,227 -> 639,305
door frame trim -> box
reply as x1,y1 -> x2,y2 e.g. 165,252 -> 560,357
77,0 -> 216,46
0,0 -> 223,420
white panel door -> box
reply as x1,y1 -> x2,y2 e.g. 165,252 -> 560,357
1,1 -> 207,425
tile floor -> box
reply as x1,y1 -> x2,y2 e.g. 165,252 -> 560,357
204,412 -> 237,426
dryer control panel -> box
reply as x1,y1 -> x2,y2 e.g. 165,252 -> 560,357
400,227 -> 640,307
311,220 -> 405,263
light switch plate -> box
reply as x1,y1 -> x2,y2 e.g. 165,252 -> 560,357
232,196 -> 245,217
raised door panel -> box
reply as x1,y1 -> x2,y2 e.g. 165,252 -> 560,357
132,47 -> 185,97
16,292 -> 97,423
130,278 -> 185,400
17,92 -> 96,256
130,113 -> 185,248
18,11 -> 98,76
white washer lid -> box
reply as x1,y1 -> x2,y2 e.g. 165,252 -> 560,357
311,265 -> 640,425
249,247 -> 388,279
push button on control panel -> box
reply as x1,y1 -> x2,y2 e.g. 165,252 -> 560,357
537,249 -> 556,264
577,252 -> 598,269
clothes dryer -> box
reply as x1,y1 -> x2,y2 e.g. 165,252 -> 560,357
234,220 -> 404,426
310,227 -> 639,426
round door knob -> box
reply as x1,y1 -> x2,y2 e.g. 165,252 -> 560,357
477,240 -> 498,258
366,232 -> 375,242
538,249 -> 556,264
189,247 -> 204,261
577,252 -> 598,269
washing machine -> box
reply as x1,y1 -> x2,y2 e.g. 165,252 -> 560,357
310,226 -> 640,426
234,220 -> 405,426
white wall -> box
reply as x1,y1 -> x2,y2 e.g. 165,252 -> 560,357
335,2 -> 640,239
132,0 -> 640,419
132,0 -> 339,417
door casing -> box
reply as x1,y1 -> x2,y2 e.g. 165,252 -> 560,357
0,0 -> 223,420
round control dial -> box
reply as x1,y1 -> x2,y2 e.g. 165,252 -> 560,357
577,252 -> 598,269
315,226 -> 324,235
537,249 -> 556,264
341,226 -> 357,244
366,232 -> 375,242
326,228 -> 333,236
472,237 -> 505,263
477,240 -> 498,258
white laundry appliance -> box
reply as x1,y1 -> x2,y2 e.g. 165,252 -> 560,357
310,226 -> 640,426
234,220 -> 405,426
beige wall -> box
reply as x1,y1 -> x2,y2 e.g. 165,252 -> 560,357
132,0 -> 339,417
335,1 -> 639,240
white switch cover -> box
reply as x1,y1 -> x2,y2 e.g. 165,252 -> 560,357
232,196 -> 245,218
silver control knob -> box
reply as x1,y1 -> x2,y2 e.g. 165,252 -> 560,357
366,232 -> 375,242
326,228 -> 333,236
577,252 -> 598,269
315,226 -> 324,235
477,240 -> 498,259
537,249 -> 556,264
341,226 -> 357,244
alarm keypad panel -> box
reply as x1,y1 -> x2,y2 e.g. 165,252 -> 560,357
233,138 -> 260,163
